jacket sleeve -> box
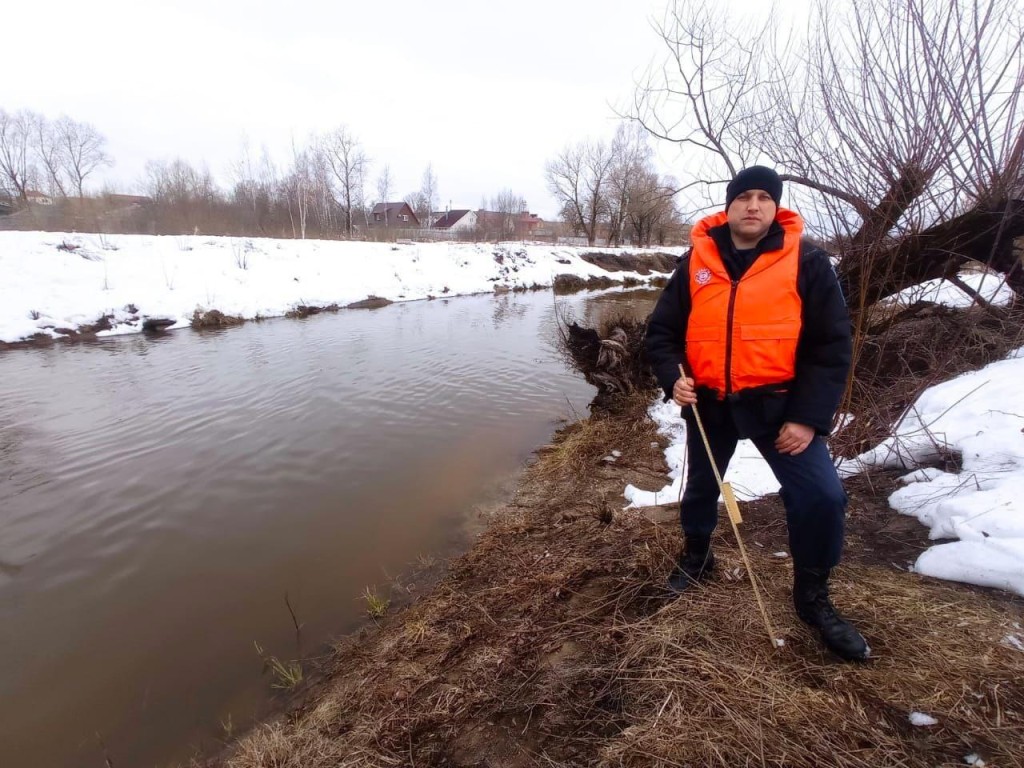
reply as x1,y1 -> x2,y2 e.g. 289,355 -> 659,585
785,248 -> 852,434
645,255 -> 692,402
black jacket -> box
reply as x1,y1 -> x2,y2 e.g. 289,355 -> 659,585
645,220 -> 852,438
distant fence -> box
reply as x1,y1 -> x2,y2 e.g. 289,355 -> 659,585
362,228 -> 460,242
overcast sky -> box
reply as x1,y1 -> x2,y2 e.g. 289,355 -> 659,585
2,0 -> 701,219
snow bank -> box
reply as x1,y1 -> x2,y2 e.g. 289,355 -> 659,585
0,231 -> 677,343
623,399 -> 781,509
879,268 -> 1015,309
846,349 -> 1024,595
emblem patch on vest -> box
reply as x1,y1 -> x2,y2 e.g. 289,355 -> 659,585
694,267 -> 712,285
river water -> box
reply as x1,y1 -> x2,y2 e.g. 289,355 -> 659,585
0,288 -> 659,768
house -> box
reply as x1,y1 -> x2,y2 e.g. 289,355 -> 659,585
475,210 -> 549,240
368,201 -> 420,228
432,209 -> 477,232
515,212 -> 546,239
25,190 -> 54,206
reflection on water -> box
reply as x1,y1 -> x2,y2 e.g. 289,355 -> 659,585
0,288 -> 657,768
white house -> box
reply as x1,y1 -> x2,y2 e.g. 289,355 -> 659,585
432,209 -> 477,232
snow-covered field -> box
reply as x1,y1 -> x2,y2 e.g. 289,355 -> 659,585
626,270 -> 1024,598
0,231 -> 675,344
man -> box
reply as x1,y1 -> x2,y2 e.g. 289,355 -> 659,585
645,166 -> 869,662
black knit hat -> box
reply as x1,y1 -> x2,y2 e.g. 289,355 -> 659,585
725,166 -> 783,209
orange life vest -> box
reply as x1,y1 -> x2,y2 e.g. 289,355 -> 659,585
685,208 -> 804,397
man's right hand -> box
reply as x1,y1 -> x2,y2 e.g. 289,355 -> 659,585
672,375 -> 697,407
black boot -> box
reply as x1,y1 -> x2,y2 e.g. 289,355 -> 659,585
667,535 -> 715,593
793,567 -> 870,661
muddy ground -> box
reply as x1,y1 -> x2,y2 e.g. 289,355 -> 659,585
203,394 -> 1024,768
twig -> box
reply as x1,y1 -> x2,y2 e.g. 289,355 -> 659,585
285,592 -> 303,652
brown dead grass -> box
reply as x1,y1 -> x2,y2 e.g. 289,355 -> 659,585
209,392 -> 1024,768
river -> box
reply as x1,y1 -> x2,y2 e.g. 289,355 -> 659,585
0,288 -> 658,768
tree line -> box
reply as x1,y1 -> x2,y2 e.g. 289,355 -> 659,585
0,110 -> 110,200
0,107 -> 686,246
545,123 -> 685,247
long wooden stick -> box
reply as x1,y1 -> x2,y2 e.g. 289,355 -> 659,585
679,365 -> 780,649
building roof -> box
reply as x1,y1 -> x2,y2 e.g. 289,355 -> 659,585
369,201 -> 420,226
432,209 -> 473,229
371,202 -> 411,215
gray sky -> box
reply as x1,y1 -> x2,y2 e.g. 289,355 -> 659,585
3,0 -> 688,219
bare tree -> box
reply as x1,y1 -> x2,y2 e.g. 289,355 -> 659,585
144,157 -> 219,205
310,146 -> 339,234
606,123 -> 654,245
284,137 -> 314,238
777,0 -> 1024,308
142,157 -> 221,233
630,0 -> 779,209
231,137 -> 278,234
34,116 -> 69,198
320,125 -> 368,237
490,188 -> 528,239
376,164 -> 393,226
420,163 -> 439,222
633,0 -> 1024,306
0,109 -> 37,200
628,170 -> 682,246
404,191 -> 428,224
53,116 -> 110,197
545,139 -> 615,246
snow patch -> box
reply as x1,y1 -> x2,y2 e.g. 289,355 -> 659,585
908,711 -> 939,727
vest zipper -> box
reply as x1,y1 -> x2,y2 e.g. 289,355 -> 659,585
724,279 -> 739,395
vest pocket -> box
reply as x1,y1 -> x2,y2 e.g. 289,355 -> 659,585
738,323 -> 800,383
687,326 -> 723,342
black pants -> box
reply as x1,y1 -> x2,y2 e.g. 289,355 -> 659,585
680,407 -> 847,570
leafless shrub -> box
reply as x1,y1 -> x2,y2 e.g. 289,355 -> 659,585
231,238 -> 253,270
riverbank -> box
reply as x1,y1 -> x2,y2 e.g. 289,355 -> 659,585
0,232 -> 677,349
206,392 -> 1024,768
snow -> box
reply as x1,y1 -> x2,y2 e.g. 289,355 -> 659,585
908,711 -> 939,727
1002,634 -> 1024,652
845,350 -> 1024,595
623,399 -> 781,509
879,268 -> 1015,309
0,231 -> 676,344
623,342 -> 1024,598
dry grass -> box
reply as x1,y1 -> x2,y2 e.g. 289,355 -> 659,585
210,391 -> 1024,768
598,562 -> 1024,767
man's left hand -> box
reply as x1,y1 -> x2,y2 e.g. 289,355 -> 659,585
775,422 -> 815,455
